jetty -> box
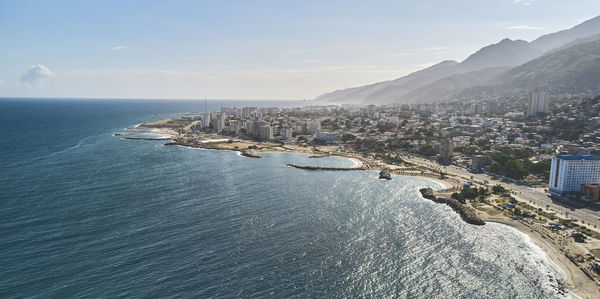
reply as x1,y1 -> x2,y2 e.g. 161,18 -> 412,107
286,164 -> 365,171
241,151 -> 261,158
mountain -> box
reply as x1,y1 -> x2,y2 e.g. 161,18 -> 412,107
314,15 -> 600,104
316,38 -> 543,104
531,15 -> 600,52
458,39 -> 542,72
398,67 -> 510,103
314,60 -> 459,104
459,40 -> 600,99
546,33 -> 600,54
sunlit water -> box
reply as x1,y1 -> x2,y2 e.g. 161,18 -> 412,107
0,99 -> 567,298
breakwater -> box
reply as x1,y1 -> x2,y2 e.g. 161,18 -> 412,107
286,164 -> 365,171
419,188 -> 485,226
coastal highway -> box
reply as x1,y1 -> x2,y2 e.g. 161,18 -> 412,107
406,155 -> 600,232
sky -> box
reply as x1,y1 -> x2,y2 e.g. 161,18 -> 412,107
0,0 -> 599,100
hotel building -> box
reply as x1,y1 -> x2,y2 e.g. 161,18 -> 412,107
549,155 -> 600,195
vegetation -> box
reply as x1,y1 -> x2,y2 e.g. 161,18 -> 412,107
488,147 -> 551,180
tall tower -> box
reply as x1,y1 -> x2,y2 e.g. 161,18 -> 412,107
528,87 -> 549,117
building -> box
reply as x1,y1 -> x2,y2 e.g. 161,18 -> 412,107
314,132 -> 339,144
308,119 -> 321,134
437,139 -> 454,165
581,184 -> 600,202
528,87 -> 550,117
471,103 -> 483,115
229,120 -> 241,135
203,112 -> 211,127
281,128 -> 293,141
471,155 -> 490,171
242,107 -> 258,118
549,155 -> 600,195
258,125 -> 273,140
216,113 -> 226,132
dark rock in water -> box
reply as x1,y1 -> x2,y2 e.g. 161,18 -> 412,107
241,151 -> 261,158
419,187 -> 436,200
419,188 -> 485,226
379,169 -> 392,180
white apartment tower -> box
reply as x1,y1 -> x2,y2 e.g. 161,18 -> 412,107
308,119 -> 321,134
528,87 -> 550,116
549,155 -> 600,194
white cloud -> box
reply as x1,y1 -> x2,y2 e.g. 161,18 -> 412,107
304,59 -> 320,63
506,25 -> 545,30
513,0 -> 534,5
111,46 -> 128,50
20,64 -> 53,87
0,79 -> 5,88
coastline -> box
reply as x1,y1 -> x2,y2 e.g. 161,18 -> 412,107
121,118 -> 600,298
479,214 -> 600,298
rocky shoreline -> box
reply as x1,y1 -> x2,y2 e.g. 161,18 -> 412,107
419,188 -> 485,226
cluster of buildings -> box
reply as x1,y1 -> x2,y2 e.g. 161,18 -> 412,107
190,89 -> 599,202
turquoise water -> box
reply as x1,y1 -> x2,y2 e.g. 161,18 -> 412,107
1,99 -> 567,298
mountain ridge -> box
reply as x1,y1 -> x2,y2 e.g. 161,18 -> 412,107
315,15 -> 600,104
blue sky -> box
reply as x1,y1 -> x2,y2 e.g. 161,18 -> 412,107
0,0 -> 599,99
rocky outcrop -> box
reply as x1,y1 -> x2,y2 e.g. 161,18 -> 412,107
419,188 -> 485,226
379,169 -> 392,180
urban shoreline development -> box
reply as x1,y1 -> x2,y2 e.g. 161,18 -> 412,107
120,92 -> 600,297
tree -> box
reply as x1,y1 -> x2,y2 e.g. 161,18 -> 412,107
416,145 -> 437,157
490,162 -> 502,174
492,184 -> 507,194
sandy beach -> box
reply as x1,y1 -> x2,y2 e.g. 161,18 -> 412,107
479,214 -> 600,298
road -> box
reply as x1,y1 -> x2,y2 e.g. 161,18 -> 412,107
405,155 -> 600,233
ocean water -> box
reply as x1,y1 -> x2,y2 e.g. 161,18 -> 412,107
1,99 -> 567,298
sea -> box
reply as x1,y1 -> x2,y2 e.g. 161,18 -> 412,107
0,98 -> 568,298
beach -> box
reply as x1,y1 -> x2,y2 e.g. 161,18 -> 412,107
122,116 -> 600,298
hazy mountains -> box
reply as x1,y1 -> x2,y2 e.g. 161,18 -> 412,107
315,15 -> 600,104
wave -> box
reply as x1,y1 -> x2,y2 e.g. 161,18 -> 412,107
6,135 -> 94,168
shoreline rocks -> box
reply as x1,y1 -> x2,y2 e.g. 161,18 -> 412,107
379,169 -> 392,180
419,188 -> 485,226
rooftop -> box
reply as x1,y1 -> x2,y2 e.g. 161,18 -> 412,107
556,154 -> 600,160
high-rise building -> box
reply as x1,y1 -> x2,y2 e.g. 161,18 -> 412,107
258,125 -> 273,140
528,87 -> 550,116
487,102 -> 499,115
437,139 -> 454,166
229,120 -> 241,135
203,113 -> 211,127
471,103 -> 482,115
281,128 -> 293,141
308,119 -> 321,134
214,112 -> 226,132
549,155 -> 600,194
